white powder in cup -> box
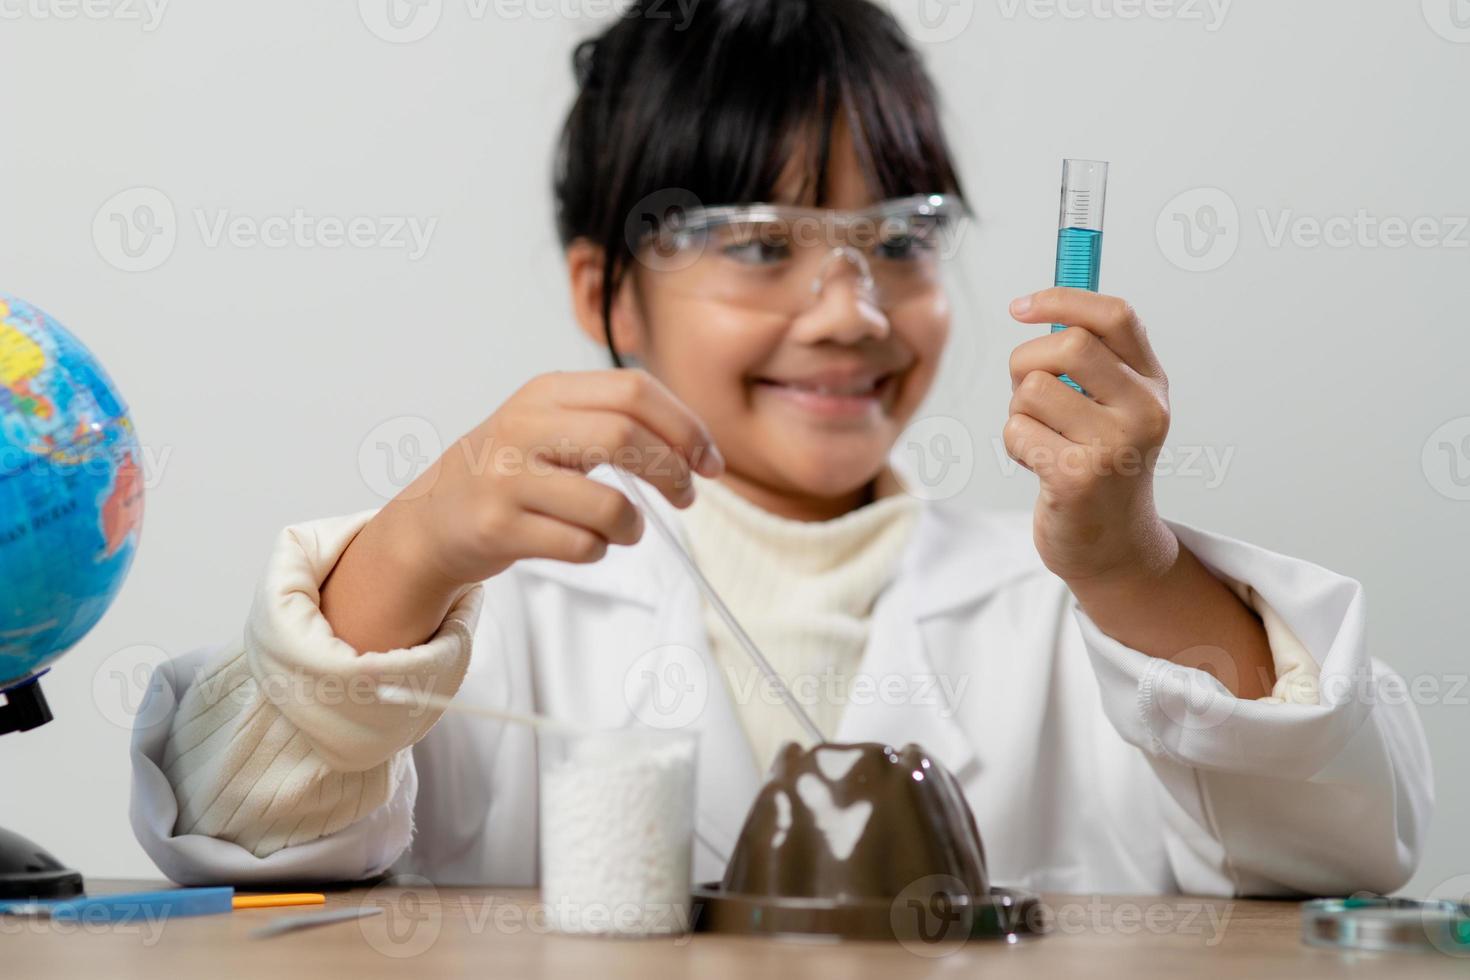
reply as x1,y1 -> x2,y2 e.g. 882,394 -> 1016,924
539,732 -> 697,937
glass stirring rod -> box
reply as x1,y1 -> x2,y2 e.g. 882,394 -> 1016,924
1053,159 -> 1109,393
612,467 -> 827,745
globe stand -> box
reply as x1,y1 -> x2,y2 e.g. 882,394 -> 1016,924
0,676 -> 85,900
0,828 -> 84,900
0,675 -> 54,735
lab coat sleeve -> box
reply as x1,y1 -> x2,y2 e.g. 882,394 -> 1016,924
1077,520 -> 1434,898
128,511 -> 482,885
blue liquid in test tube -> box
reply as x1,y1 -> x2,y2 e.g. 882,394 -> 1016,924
1052,159 -> 1108,393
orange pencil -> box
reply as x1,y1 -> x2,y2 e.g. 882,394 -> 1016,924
232,893 -> 326,910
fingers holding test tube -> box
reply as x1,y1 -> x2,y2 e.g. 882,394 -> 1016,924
1010,288 -> 1164,382
1007,327 -> 1140,413
1006,290 -> 1170,453
1000,288 -> 1176,585
1000,158 -> 1180,598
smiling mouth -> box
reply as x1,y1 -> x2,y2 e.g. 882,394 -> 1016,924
751,372 -> 900,419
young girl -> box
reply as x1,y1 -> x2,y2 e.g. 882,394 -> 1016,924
132,0 -> 1430,896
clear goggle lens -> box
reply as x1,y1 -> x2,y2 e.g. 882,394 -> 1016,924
636,194 -> 967,315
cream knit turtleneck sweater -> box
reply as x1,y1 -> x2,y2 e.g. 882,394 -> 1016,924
679,476 -> 920,774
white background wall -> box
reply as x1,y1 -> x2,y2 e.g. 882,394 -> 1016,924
1,0 -> 1466,895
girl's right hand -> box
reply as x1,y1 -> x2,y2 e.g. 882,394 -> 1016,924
406,369 -> 723,585
322,370 -> 723,653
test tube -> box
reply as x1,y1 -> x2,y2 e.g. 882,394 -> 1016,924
1053,159 -> 1109,393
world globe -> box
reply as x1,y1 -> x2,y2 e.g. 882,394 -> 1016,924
0,293 -> 142,727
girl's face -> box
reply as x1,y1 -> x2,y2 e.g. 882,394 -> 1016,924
576,129 -> 953,520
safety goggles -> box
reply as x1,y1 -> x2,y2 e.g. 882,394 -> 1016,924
634,194 -> 967,316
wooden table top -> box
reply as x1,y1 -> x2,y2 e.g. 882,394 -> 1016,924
5,878 -> 1465,979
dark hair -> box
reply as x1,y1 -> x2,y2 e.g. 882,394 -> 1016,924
554,0 -> 967,366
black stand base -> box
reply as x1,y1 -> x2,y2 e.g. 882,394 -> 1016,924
0,826 -> 84,900
0,675 -> 54,735
0,675 -> 82,900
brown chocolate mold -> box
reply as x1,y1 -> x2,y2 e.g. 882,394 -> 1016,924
692,742 -> 1049,941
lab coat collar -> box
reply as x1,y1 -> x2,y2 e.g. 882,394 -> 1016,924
902,499 -> 1048,620
831,569 -> 986,784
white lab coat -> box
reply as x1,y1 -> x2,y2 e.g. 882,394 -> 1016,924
129,474 -> 1433,897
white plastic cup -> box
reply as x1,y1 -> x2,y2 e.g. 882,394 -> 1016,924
538,727 -> 698,937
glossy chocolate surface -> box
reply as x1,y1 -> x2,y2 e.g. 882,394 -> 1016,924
720,742 -> 989,902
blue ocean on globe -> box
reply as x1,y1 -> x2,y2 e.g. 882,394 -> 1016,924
0,294 -> 143,690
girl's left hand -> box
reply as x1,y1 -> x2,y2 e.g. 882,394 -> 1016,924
1004,288 -> 1176,586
